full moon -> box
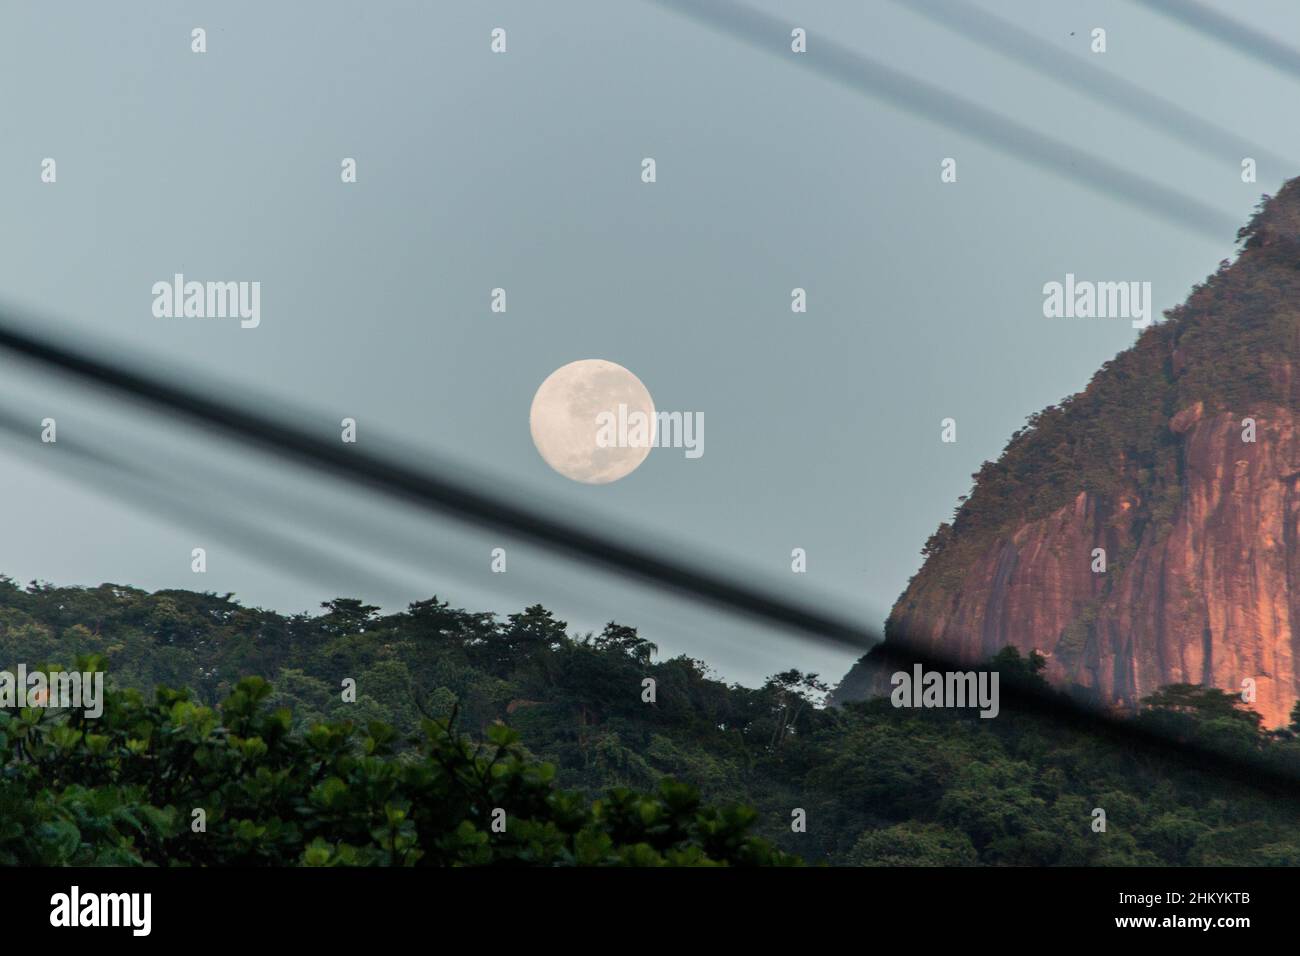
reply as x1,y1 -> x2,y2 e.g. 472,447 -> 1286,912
529,359 -> 655,484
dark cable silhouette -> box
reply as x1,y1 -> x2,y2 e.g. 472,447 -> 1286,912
0,309 -> 873,656
0,308 -> 1299,797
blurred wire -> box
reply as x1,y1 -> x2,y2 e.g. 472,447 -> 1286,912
0,406 -> 423,605
0,307 -> 1299,796
646,0 -> 1240,241
889,0 -> 1296,176
1129,0 -> 1300,83
0,307 -> 876,655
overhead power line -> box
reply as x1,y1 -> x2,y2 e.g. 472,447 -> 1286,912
1,306 -> 1299,797
1129,0 -> 1300,84
889,0 -> 1295,175
0,308 -> 875,656
646,0 -> 1240,242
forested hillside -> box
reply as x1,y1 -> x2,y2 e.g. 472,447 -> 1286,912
3,577 -> 1300,865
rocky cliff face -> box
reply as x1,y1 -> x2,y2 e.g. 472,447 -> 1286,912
836,180 -> 1300,728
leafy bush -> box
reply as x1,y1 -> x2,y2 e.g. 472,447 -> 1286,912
0,663 -> 798,867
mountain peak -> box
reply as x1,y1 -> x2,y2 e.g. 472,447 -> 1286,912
836,177 -> 1300,727
1240,176 -> 1300,249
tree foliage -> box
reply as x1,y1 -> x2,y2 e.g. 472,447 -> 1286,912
2,578 -> 1299,866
